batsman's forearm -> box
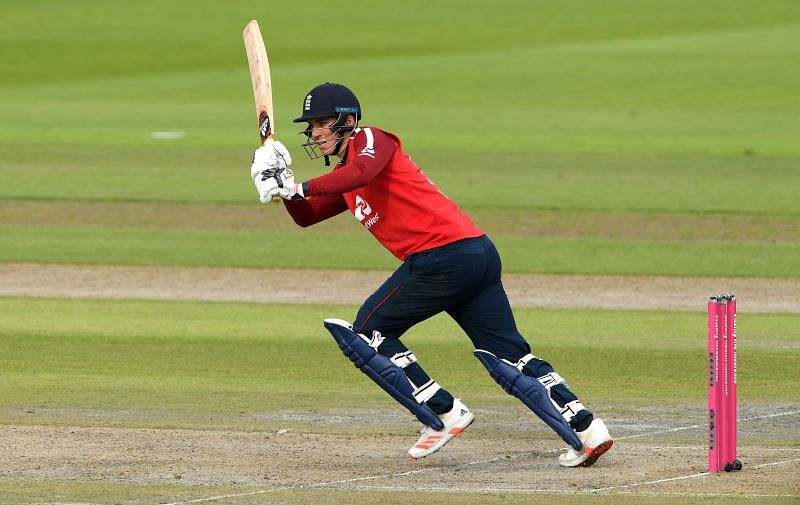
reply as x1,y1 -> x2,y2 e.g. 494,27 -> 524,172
282,193 -> 348,227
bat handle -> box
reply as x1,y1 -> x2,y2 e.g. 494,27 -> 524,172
259,110 -> 273,144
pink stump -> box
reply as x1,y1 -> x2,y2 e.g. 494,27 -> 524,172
718,296 -> 730,470
707,296 -> 720,473
708,293 -> 740,473
726,296 -> 738,470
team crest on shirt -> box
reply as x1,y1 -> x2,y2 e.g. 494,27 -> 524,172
354,194 -> 380,229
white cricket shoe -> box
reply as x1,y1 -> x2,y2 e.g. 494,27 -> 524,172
407,398 -> 474,460
559,418 -> 613,467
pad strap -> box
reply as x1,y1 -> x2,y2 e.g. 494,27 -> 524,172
510,353 -> 535,371
390,350 -> 417,368
388,351 -> 443,403
363,330 -> 385,350
412,379 -> 441,403
559,400 -> 586,423
536,371 -> 585,423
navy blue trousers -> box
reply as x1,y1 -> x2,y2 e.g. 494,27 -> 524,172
353,235 -> 590,427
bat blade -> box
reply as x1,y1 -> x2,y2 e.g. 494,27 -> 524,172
243,20 -> 274,144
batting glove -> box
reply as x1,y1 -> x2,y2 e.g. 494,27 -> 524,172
251,139 -> 292,170
254,166 -> 295,204
251,140 -> 292,203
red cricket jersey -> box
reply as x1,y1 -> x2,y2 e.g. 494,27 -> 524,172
284,127 -> 484,261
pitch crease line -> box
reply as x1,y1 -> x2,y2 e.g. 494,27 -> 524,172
344,458 -> 800,497
348,485 -> 800,499
591,457 -> 800,493
617,409 -> 800,440
347,457 -> 800,496
159,465 -> 472,505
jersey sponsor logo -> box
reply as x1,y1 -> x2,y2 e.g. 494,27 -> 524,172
363,213 -> 380,229
353,194 -> 372,221
353,194 -> 380,229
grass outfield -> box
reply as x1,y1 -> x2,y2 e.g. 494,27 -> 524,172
2,1 -> 799,279
1,145 -> 799,277
1,483 -> 796,505
0,487 -> 796,505
2,225 -> 799,277
2,146 -> 798,214
1,297 -> 798,430
3,1 -> 800,155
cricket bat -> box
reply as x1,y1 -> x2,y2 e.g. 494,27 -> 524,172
243,20 -> 274,145
243,20 -> 282,202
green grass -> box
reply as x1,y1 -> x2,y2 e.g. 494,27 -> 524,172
2,1 -> 799,155
0,480 -> 237,505
2,145 -> 799,215
1,297 -> 797,430
2,224 -> 799,277
2,1 -> 799,277
1,482 -> 797,505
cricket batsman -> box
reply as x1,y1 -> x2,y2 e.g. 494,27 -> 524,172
250,82 -> 613,466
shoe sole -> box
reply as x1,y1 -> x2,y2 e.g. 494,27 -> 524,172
577,439 -> 613,467
407,417 -> 475,461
